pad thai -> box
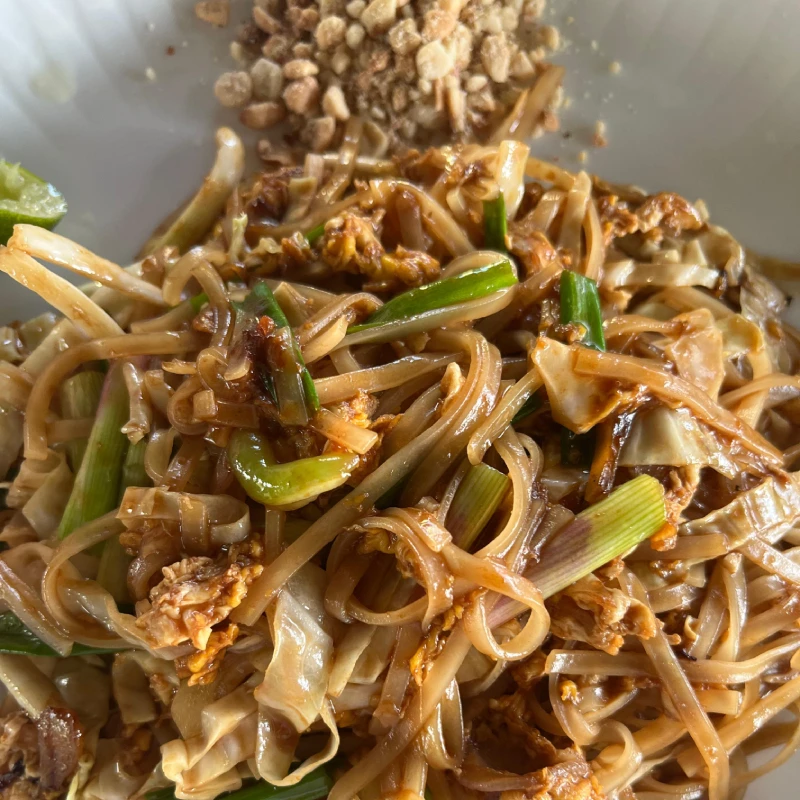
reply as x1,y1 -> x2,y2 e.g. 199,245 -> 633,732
0,123 -> 799,800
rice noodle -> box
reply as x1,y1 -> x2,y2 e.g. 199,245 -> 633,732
620,570 -> 730,800
0,654 -> 60,717
369,180 -> 473,256
8,225 -> 166,306
313,117 -> 363,208
24,331 -> 199,460
1,134 -> 799,800
490,64 -> 565,144
314,352 -> 459,404
310,408 -> 379,454
121,358 -> 152,443
0,249 -> 124,338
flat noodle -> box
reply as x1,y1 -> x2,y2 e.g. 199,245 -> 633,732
314,352 -> 459,404
370,180 -> 474,256
0,133 -> 799,800
490,64 -> 565,144
24,331 -> 200,460
118,487 -> 250,551
620,570 -> 730,800
8,226 -> 165,306
0,249 -> 124,338
558,171 -> 591,258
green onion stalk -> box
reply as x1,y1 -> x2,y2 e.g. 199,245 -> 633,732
491,475 -> 667,629
559,270 -> 605,466
58,362 -> 129,539
190,292 -> 209,313
146,768 -> 333,800
527,474 -> 666,598
228,430 -> 359,507
244,282 -> 319,426
305,223 -> 325,245
483,193 -> 508,253
560,270 -> 605,351
446,464 -> 510,550
511,391 -> 542,425
347,259 -> 517,337
96,439 -> 151,602
59,371 -> 104,472
0,611 -> 119,657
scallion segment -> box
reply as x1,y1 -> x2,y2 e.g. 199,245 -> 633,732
120,439 -> 149,492
59,371 -> 104,471
483,193 -> 507,253
559,270 -> 605,351
511,391 -> 542,425
245,282 -> 319,425
147,769 -> 332,800
58,362 -> 129,539
245,281 -> 291,328
228,430 -> 359,507
305,224 -> 325,245
527,475 -> 666,599
447,464 -> 510,550
97,440 -> 150,603
0,612 -> 118,656
559,270 -> 605,466
347,259 -> 517,335
190,292 -> 209,313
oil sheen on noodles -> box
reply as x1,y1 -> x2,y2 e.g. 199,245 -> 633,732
0,125 -> 798,800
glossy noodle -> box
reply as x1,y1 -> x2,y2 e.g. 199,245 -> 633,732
0,128 -> 799,800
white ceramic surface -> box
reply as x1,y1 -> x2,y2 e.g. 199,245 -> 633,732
1,0 -> 799,795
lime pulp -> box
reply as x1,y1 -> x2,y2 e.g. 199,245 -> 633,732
0,160 -> 67,245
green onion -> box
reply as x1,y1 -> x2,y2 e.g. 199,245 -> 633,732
559,270 -> 605,467
59,371 -> 104,471
483,193 -> 507,253
559,270 -> 605,351
147,769 -> 332,800
245,282 -> 319,425
527,475 -> 666,599
245,281 -> 291,327
97,440 -> 150,603
228,430 -> 359,507
347,258 -> 517,335
305,224 -> 325,245
120,439 -> 149,493
375,476 -> 409,510
0,612 -> 119,656
58,362 -> 129,539
511,391 -> 542,425
190,292 -> 209,313
446,464 -> 510,550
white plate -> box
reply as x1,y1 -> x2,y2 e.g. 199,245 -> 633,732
1,0 -> 799,795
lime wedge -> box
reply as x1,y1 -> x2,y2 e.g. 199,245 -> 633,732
0,160 -> 67,245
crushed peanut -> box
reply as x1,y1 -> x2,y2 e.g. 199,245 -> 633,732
213,70 -> 253,108
250,57 -> 284,100
194,0 -> 230,28
593,119 -> 608,148
240,100 -> 286,129
206,0 -> 563,153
